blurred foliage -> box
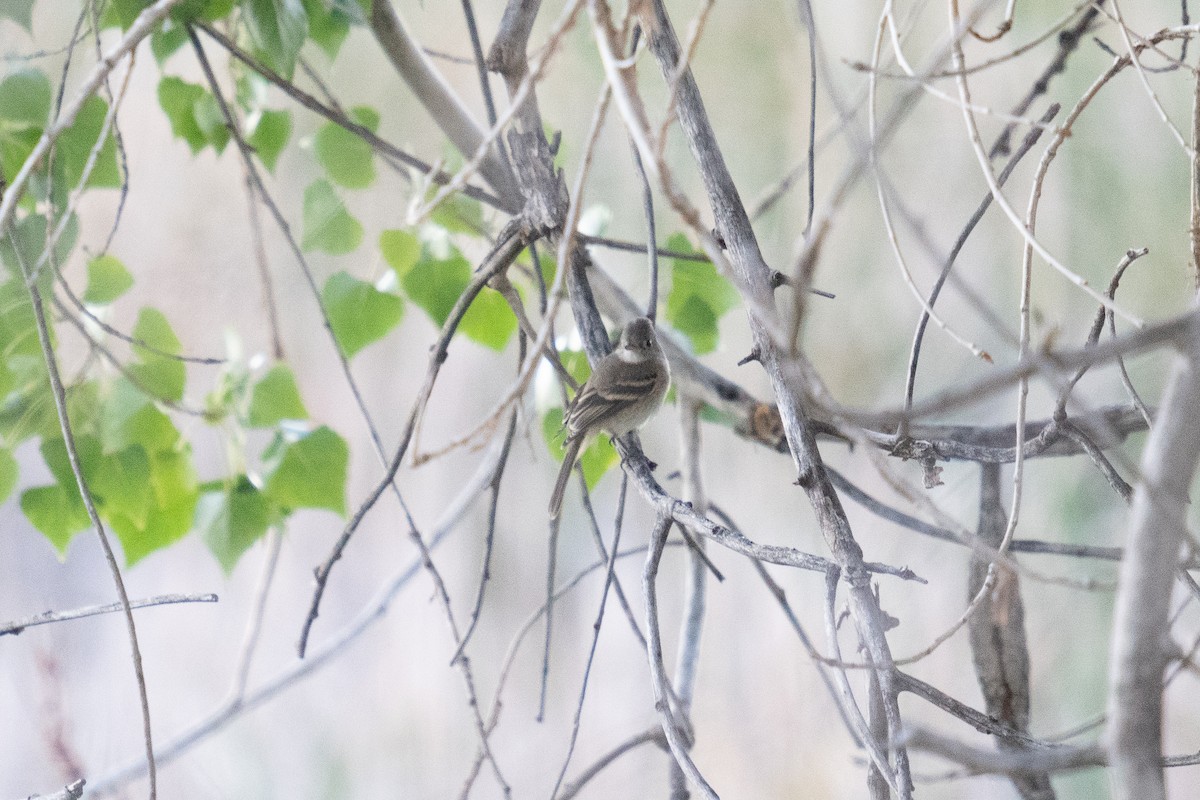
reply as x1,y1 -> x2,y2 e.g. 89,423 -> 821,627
664,231 -> 738,354
314,105 -> 377,188
322,270 -> 404,357
0,0 -> 598,567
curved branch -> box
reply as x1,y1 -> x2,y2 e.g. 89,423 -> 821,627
369,0 -> 520,201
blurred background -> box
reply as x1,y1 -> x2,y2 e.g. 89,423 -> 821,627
2,1 -> 1199,797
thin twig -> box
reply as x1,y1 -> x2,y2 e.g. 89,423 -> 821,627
558,728 -> 666,799
667,397 -> 708,796
190,28 -> 495,668
400,496 -> 511,793
295,225 -> 528,656
549,476 -> 629,798
643,510 -> 719,799
1,593 -> 218,637
17,246 -> 159,799
901,104 -> 1059,429
227,528 -> 283,702
458,541 -> 676,800
243,173 -> 283,360
539,511 -> 560,723
55,264 -> 226,365
1054,247 -> 1150,418
194,22 -> 511,212
795,0 -> 818,234
627,76 -> 660,318
947,0 -> 1142,327
450,404 -> 520,664
822,567 -> 901,792
0,13 -> 191,798
827,466 -> 1130,562
0,0 -> 185,232
89,432 -> 511,796
578,233 -> 709,262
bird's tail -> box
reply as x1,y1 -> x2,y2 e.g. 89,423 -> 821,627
548,437 -> 584,518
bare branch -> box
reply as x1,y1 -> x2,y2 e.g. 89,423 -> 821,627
643,510 -> 718,799
1106,310 -> 1200,797
967,464 -> 1055,799
1,594 -> 218,637
368,0 -> 519,200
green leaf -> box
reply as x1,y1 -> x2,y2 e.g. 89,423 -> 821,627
22,485 -> 90,555
40,435 -> 102,493
314,106 -> 378,189
0,446 -> 18,504
380,229 -> 420,278
543,407 -> 568,458
459,287 -> 516,351
192,91 -> 230,154
132,306 -> 182,354
149,448 -> 198,510
0,358 -> 13,402
91,446 -> 152,528
430,193 -> 484,236
83,254 -> 134,304
0,212 -> 78,285
0,0 -> 35,30
64,379 -> 102,439
110,0 -> 231,27
0,278 -> 41,358
56,96 -> 121,188
303,0 -> 350,60
198,477 -> 273,573
541,408 -> 618,492
579,436 -> 620,492
127,358 -> 186,405
101,379 -> 182,454
301,179 -> 362,254
246,108 -> 291,172
670,294 -> 719,353
127,308 -> 186,402
23,436 -> 103,553
171,0 -> 235,23
263,426 -> 348,514
555,349 -> 593,387
112,448 -> 198,565
158,76 -> 207,154
155,76 -> 229,154
0,366 -> 54,445
0,70 -> 50,127
248,364 -> 309,426
401,247 -> 470,327
244,0 -> 309,77
151,22 -> 190,64
235,71 -> 265,110
665,233 -> 738,354
321,271 -> 403,357
100,0 -> 149,29
394,237 -> 515,348
61,99 -> 120,188
0,124 -> 40,193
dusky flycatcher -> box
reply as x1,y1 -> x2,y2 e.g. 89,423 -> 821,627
548,317 -> 670,518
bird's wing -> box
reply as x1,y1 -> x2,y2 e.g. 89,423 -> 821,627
564,359 -> 660,435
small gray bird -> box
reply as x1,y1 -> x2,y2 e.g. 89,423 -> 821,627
548,317 -> 670,518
